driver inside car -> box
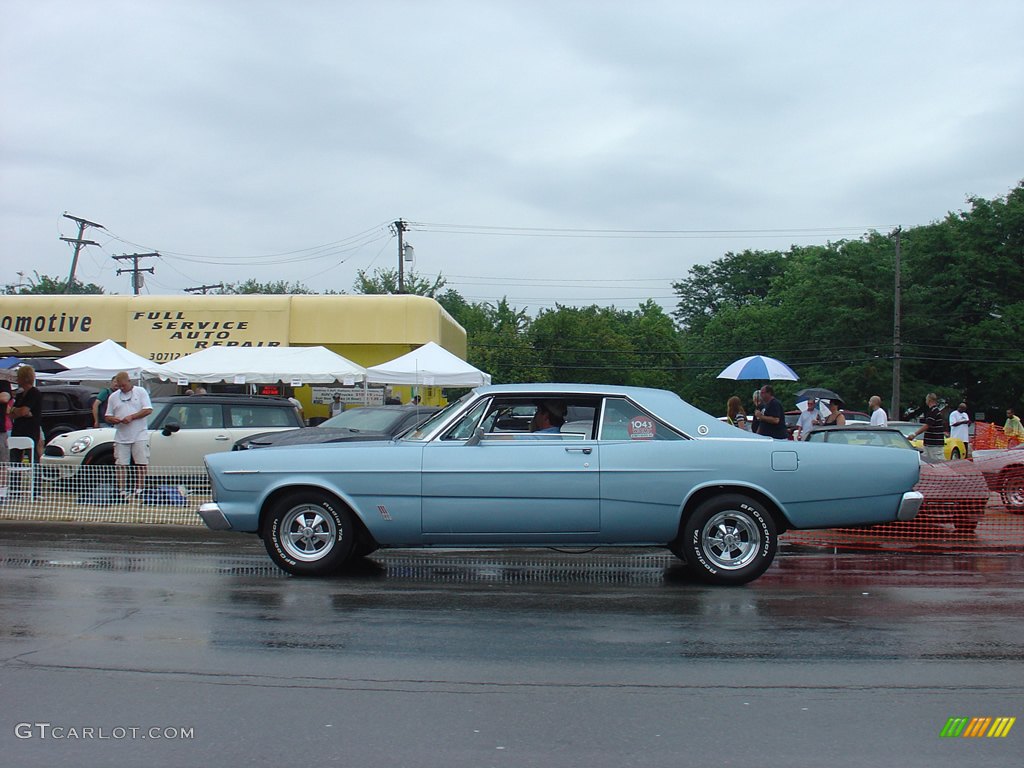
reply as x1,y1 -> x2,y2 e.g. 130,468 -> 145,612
530,401 -> 566,434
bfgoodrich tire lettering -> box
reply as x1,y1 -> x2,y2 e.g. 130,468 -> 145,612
264,491 -> 355,576
681,494 -> 777,586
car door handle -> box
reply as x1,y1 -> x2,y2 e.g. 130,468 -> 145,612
564,447 -> 592,455
214,435 -> 231,441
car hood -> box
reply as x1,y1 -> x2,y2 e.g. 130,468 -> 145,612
241,427 -> 395,448
45,426 -> 114,446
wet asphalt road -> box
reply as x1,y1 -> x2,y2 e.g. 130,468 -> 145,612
0,522 -> 1021,768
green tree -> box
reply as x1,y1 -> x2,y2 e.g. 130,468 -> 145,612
353,268 -> 446,297
671,181 -> 1024,417
901,183 -> 1024,412
437,290 -> 542,383
672,249 -> 786,332
526,303 -> 686,389
218,279 -> 315,294
15,272 -> 104,294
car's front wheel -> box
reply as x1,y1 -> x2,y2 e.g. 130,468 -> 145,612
999,467 -> 1024,514
677,494 -> 777,585
264,491 -> 355,576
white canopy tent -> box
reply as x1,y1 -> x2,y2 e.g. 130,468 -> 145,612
0,327 -> 60,355
49,338 -> 174,380
163,345 -> 367,384
365,342 -> 491,387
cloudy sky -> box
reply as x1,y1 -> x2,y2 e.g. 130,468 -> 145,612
2,0 -> 1022,313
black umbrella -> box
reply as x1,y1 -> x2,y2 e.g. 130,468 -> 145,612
795,387 -> 841,402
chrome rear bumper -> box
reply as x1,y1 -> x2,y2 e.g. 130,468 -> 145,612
896,491 -> 924,521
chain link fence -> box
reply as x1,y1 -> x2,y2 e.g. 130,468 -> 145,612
1,464 -> 208,526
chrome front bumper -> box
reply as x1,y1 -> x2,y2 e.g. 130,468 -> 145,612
896,491 -> 925,521
197,502 -> 233,531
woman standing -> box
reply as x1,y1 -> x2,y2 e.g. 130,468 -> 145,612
823,399 -> 847,427
10,365 -> 42,462
727,396 -> 749,430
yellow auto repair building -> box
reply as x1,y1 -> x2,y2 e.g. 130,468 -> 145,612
0,294 -> 466,413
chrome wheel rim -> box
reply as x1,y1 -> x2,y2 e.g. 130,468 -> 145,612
1006,475 -> 1024,510
700,510 -> 761,570
280,504 -> 336,562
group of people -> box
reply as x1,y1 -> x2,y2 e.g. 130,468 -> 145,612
726,385 -> 842,440
724,387 -> 1002,458
1,365 -> 43,504
1,369 -> 153,501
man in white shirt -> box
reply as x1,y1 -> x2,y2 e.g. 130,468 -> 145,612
796,397 -> 819,440
949,402 -> 970,457
869,395 -> 888,426
105,371 -> 153,496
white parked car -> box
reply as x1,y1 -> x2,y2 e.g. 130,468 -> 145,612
42,394 -> 304,480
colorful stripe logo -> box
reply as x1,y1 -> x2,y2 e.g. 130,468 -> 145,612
941,716 -> 1015,738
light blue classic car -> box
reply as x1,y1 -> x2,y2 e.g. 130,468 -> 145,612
199,384 -> 923,585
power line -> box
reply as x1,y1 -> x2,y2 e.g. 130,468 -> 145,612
102,222 -> 392,265
409,221 -> 893,238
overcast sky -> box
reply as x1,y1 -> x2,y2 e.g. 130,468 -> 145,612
2,0 -> 1022,313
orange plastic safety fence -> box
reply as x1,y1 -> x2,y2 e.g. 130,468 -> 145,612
787,447 -> 1024,552
974,421 -> 1022,451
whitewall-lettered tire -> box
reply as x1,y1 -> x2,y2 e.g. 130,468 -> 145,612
680,494 -> 777,585
263,491 -> 355,576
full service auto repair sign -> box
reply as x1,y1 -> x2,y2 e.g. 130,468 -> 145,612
127,309 -> 290,362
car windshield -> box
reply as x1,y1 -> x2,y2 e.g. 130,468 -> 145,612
321,407 -> 408,432
402,393 -> 474,441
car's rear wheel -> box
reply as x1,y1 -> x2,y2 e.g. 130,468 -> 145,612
264,491 -> 354,576
999,467 -> 1024,514
677,494 -> 777,585
949,446 -> 961,460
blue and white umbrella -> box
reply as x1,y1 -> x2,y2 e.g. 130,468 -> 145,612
717,355 -> 799,381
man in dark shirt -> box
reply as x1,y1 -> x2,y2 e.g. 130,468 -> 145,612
10,365 -> 43,462
912,393 -> 946,462
756,385 -> 789,440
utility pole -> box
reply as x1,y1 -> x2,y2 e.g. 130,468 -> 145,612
890,227 -> 902,419
185,283 -> 224,294
60,213 -> 105,293
392,219 -> 409,293
113,252 -> 159,295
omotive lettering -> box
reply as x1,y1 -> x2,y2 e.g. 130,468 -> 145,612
1,314 -> 93,334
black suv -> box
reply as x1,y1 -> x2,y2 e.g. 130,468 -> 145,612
38,384 -> 99,441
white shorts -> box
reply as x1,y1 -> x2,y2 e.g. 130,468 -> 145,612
114,441 -> 150,465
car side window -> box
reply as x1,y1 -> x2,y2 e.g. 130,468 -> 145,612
163,404 -> 223,429
41,393 -> 68,411
229,406 -> 295,428
600,398 -> 683,441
